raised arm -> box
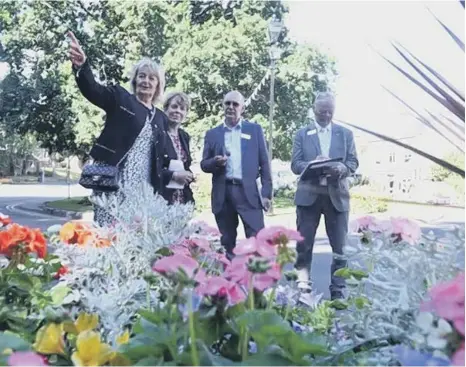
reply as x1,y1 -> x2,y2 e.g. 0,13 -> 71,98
67,31 -> 117,112
291,130 -> 308,175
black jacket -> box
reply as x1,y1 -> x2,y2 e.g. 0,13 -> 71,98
161,128 -> 194,205
73,60 -> 168,193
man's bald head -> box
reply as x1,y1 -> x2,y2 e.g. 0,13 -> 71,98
313,91 -> 336,127
223,90 -> 245,126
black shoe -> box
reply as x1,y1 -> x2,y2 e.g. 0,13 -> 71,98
226,252 -> 235,261
330,291 -> 345,300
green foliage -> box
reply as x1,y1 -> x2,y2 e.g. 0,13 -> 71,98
0,0 -> 336,159
431,151 -> 465,181
0,254 -> 67,343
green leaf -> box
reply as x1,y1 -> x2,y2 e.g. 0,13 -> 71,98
0,332 -> 31,352
329,300 -> 348,310
354,296 -> 370,309
242,353 -> 293,366
49,283 -> 71,306
134,356 -> 163,366
349,269 -> 368,280
333,268 -> 351,279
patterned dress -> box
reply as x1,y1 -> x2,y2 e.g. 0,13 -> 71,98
93,109 -> 155,226
168,131 -> 187,204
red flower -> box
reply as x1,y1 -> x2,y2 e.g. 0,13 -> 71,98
54,266 -> 69,279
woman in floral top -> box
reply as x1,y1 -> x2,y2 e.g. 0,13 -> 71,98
161,92 -> 195,205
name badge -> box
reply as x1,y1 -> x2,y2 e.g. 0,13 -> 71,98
241,133 -> 251,140
307,129 -> 317,136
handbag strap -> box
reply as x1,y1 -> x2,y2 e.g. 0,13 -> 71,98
116,108 -> 158,167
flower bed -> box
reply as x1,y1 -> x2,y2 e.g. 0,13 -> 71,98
0,188 -> 464,366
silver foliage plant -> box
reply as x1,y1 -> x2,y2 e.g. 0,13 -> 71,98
339,219 -> 464,351
52,183 -> 195,345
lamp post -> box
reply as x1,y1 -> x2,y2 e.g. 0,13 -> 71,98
267,16 -> 284,215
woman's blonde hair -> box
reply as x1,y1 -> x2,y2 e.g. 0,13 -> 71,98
163,91 -> 191,112
129,58 -> 165,104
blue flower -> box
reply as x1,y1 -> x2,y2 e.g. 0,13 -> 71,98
178,289 -> 203,321
393,345 -> 450,366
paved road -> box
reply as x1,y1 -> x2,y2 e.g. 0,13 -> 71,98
1,183 -> 464,298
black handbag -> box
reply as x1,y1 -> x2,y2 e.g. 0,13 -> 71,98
79,163 -> 120,192
79,109 -> 157,192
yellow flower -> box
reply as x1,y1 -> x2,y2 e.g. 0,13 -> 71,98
33,323 -> 65,355
116,330 -> 130,345
2,348 -> 13,355
71,331 -> 112,366
74,313 -> 99,334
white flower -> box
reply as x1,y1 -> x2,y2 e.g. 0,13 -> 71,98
416,312 -> 435,333
427,333 -> 447,349
436,318 -> 453,336
47,224 -> 63,234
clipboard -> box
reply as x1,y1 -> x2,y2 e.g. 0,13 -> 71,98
299,157 -> 343,182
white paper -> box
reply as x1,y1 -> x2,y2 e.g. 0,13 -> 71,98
166,159 -> 185,189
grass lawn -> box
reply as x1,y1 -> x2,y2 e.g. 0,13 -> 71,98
46,196 -> 93,212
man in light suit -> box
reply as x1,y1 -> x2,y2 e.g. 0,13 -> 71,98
201,90 -> 272,259
291,92 -> 359,300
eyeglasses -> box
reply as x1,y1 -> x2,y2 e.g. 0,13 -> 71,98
224,101 -> 240,107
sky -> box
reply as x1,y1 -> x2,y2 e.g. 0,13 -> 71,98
284,0 -> 465,151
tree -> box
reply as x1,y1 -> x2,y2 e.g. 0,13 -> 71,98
0,0 -> 168,157
163,0 -> 336,159
0,0 -> 336,161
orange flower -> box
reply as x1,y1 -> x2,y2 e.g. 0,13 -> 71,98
0,231 -> 13,254
60,222 -> 93,246
26,228 -> 47,258
0,224 -> 48,259
8,223 -> 29,244
95,237 -> 111,248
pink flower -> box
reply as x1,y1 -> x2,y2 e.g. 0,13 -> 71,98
252,262 -> 282,291
152,254 -> 199,278
8,352 -> 48,366
422,273 -> 465,335
350,216 -> 379,233
256,226 -> 303,245
390,217 -> 421,245
224,256 -> 281,292
233,238 -> 277,257
194,268 -> 208,284
212,252 -> 230,266
452,342 -> 465,366
170,244 -> 191,256
189,238 -> 211,252
196,276 -> 246,305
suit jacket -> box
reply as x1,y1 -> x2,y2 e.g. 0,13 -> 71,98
161,128 -> 194,205
200,120 -> 272,215
291,122 -> 359,212
73,60 -> 168,193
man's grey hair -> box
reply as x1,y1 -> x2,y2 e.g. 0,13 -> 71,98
314,91 -> 336,104
129,57 -> 165,104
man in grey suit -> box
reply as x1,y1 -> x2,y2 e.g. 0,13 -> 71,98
201,91 -> 272,259
291,92 -> 359,300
